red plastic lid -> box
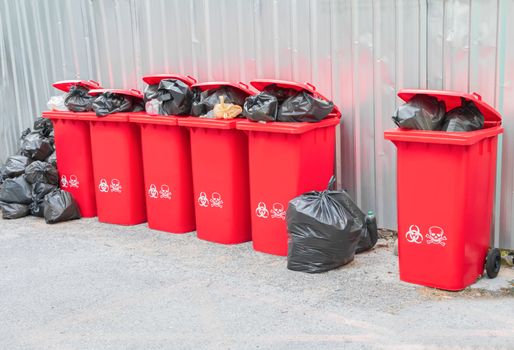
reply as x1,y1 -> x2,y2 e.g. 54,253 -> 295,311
52,80 -> 101,93
250,79 -> 341,117
398,89 -> 501,123
191,81 -> 256,96
177,116 -> 239,130
88,88 -> 143,99
236,117 -> 340,135
384,126 -> 503,146
142,74 -> 197,86
129,112 -> 179,126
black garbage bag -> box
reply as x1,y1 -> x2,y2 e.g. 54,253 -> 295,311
20,128 -> 31,140
46,151 -> 57,168
392,94 -> 446,130
157,79 -> 193,116
20,132 -> 54,161
0,202 -> 30,219
4,155 -> 31,178
24,161 -> 59,185
278,91 -> 335,122
191,87 -> 248,117
92,92 -> 143,116
43,189 -> 81,224
144,84 -> 159,102
0,165 -> 6,185
441,98 -> 484,132
33,117 -> 54,137
30,182 -> 58,217
243,92 -> 279,122
262,84 -> 298,103
286,177 -> 362,273
0,176 -> 33,204
64,85 -> 94,112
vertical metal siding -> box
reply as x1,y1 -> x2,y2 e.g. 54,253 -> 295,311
1,0 -> 513,248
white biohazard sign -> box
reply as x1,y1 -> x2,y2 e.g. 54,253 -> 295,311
405,225 -> 423,244
60,175 -> 68,188
426,226 -> 447,246
270,202 -> 286,220
69,175 -> 79,188
198,192 -> 209,207
148,184 -> 158,198
159,185 -> 172,200
99,178 -> 109,193
255,202 -> 269,218
110,179 -> 122,193
210,192 -> 224,208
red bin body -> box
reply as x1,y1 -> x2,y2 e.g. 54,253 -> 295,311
236,79 -> 341,256
384,89 -> 503,291
41,80 -> 102,217
130,113 -> 195,233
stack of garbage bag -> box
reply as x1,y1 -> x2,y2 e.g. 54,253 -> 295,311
191,86 -> 247,119
286,176 -> 378,273
0,118 -> 81,223
243,84 -> 335,123
92,92 -> 144,117
392,95 -> 484,132
144,79 -> 193,116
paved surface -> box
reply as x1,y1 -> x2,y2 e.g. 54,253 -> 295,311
1,217 -> 513,350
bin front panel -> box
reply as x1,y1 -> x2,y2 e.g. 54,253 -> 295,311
189,127 -> 251,244
89,120 -> 146,225
51,118 -> 97,217
249,125 -> 336,256
396,137 -> 497,290
140,123 -> 195,233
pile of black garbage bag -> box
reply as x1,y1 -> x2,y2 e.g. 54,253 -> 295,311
144,79 -> 194,116
92,92 -> 144,117
243,84 -> 335,123
392,95 -> 484,132
0,118 -> 81,223
191,86 -> 248,118
286,176 -> 378,273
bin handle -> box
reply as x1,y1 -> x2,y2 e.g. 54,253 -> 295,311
88,80 -> 100,87
305,82 -> 316,91
186,75 -> 197,84
238,82 -> 249,89
472,92 -> 482,101
129,88 -> 142,95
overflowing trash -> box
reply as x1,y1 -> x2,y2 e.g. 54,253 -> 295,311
243,84 -> 335,123
286,177 -> 378,273
92,92 -> 144,116
191,86 -> 247,118
64,85 -> 95,112
0,117 -> 81,223
43,189 -> 81,224
212,96 -> 243,119
144,79 -> 193,116
392,94 -> 484,132
47,95 -> 68,111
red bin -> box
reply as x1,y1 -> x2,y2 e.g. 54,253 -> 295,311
177,82 -> 255,244
85,88 -> 147,225
42,80 -> 102,217
384,89 -> 503,291
237,79 -> 341,256
129,74 -> 197,233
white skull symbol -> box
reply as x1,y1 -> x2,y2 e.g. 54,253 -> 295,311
99,178 -> 109,192
270,202 -> 286,220
60,175 -> 68,188
198,192 -> 209,207
405,225 -> 423,244
148,184 -> 158,198
426,226 -> 447,246
159,185 -> 172,200
110,179 -> 122,193
210,192 -> 224,208
69,175 -> 79,188
255,202 -> 269,218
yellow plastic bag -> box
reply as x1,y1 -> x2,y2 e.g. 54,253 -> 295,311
213,96 -> 242,119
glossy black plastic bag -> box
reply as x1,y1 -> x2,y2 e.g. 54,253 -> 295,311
243,92 -> 279,122
441,98 -> 484,132
64,85 -> 94,112
43,190 -> 81,224
24,161 -> 59,185
144,84 -> 160,102
156,79 -> 193,116
392,94 -> 446,130
30,182 -> 57,217
286,177 -> 362,273
92,92 -> 144,116
262,84 -> 298,103
0,176 -> 33,204
0,202 -> 30,219
20,132 -> 54,161
33,117 -> 54,137
191,87 -> 247,117
278,91 -> 334,122
46,151 -> 57,168
4,155 -> 31,178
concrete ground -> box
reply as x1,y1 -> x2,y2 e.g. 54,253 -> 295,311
1,217 -> 513,350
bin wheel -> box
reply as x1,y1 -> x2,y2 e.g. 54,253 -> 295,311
485,248 -> 501,279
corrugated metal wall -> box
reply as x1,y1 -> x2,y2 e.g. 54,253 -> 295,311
1,0 -> 513,248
